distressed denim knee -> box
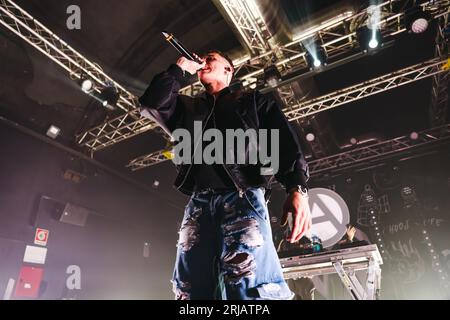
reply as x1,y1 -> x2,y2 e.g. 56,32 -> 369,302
219,188 -> 294,300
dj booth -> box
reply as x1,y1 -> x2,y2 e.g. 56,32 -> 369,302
279,244 -> 383,300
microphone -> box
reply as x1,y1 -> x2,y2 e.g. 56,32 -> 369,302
162,31 -> 203,64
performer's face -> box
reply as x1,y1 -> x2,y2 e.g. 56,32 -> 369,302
197,52 -> 233,86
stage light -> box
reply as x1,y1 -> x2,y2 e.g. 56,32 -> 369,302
81,79 -> 94,93
46,125 -> 61,139
304,43 -> 327,71
357,26 -> 383,52
409,131 -> 419,140
306,133 -> 315,142
100,84 -> 119,110
263,65 -> 282,88
369,38 -> 379,49
153,180 -> 160,188
406,6 -> 431,34
350,137 -> 358,145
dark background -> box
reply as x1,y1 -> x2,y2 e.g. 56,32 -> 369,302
0,0 -> 449,299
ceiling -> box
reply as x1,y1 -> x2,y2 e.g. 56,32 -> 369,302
0,0 -> 447,197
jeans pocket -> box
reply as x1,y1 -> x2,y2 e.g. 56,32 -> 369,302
243,188 -> 268,221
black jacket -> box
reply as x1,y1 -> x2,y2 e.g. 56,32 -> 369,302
139,64 -> 309,196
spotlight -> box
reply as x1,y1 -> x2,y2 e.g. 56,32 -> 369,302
306,133 -> 315,142
350,137 -> 358,145
78,76 -> 94,94
405,6 -> 431,34
263,65 -> 282,88
100,84 -> 119,110
409,131 -> 419,140
153,180 -> 160,188
357,26 -> 383,52
304,44 -> 327,70
46,125 -> 61,139
369,38 -> 379,49
81,79 -> 94,93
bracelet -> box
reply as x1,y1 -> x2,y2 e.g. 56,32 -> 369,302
287,185 -> 308,196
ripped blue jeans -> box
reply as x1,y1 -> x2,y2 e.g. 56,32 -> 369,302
172,187 -> 294,300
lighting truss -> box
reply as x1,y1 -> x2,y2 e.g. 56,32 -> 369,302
129,124 -> 450,175
308,124 -> 450,176
430,10 -> 449,126
77,0 -> 449,152
284,58 -> 448,122
0,0 -> 140,114
180,0 -> 447,95
217,0 -> 271,55
127,57 -> 449,170
127,149 -> 169,171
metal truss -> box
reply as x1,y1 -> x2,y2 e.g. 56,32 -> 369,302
0,0 -> 141,114
430,9 -> 450,126
308,124 -> 450,176
127,149 -> 169,171
217,0 -> 271,55
127,57 -> 449,170
77,108 -> 160,153
129,124 -> 450,181
180,1 -> 448,95
284,58 -> 448,121
78,0 -> 449,152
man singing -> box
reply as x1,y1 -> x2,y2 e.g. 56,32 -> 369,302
139,50 -> 311,300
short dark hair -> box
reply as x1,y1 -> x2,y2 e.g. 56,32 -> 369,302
206,50 -> 235,74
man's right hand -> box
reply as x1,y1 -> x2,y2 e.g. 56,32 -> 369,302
176,54 -> 205,75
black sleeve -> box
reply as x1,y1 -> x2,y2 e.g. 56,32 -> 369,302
257,91 -> 310,192
138,64 -> 186,132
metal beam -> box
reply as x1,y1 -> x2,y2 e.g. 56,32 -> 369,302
77,1 -> 449,152
217,0 -> 271,55
308,124 -> 450,176
0,0 -> 140,114
429,9 -> 450,126
284,58 -> 448,122
128,123 -> 450,173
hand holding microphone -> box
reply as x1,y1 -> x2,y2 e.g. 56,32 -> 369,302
176,54 -> 205,75
162,31 -> 205,74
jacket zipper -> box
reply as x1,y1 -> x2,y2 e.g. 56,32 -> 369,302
212,98 -> 244,198
177,97 -> 217,192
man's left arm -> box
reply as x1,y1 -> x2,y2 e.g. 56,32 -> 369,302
257,91 -> 312,243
